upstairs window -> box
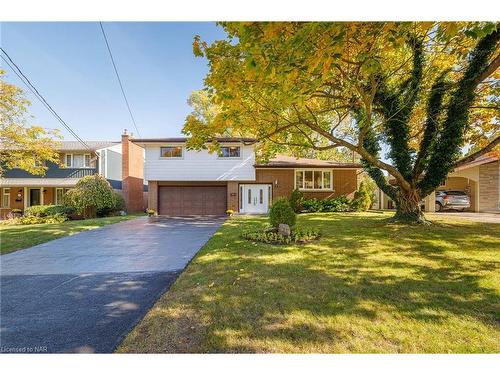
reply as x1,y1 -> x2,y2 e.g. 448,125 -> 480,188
295,170 -> 332,191
65,154 -> 91,168
160,146 -> 183,158
218,146 -> 240,158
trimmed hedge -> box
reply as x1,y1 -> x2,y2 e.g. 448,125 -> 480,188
301,196 -> 351,213
269,198 -> 296,228
24,204 -> 74,218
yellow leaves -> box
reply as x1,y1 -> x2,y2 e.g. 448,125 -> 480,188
322,56 -> 333,75
1,71 -> 61,176
192,35 -> 205,57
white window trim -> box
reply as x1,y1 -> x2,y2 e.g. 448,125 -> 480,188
65,153 -> 92,168
216,145 -> 242,159
294,169 -> 334,192
159,145 -> 184,159
2,188 -> 10,208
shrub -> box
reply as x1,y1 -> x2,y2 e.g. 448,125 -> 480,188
98,192 -> 126,216
269,198 -> 296,228
24,204 -> 74,217
302,196 -> 351,212
322,196 -> 351,212
242,227 -> 319,245
64,175 -> 117,218
289,189 -> 304,213
302,198 -> 324,212
113,192 -> 126,212
351,181 -> 374,212
1,213 -> 68,225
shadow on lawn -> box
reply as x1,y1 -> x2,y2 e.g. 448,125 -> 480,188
127,213 -> 500,353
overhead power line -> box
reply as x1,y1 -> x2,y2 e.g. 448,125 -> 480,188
0,47 -> 94,154
99,22 -> 141,137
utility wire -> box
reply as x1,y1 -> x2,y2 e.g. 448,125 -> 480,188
0,47 -> 94,154
99,22 -> 141,137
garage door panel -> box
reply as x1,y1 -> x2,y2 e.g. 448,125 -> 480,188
159,186 -> 227,215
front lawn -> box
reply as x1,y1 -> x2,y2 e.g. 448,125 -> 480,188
118,212 -> 500,353
0,214 -> 144,255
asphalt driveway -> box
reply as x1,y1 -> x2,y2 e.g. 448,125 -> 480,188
0,216 -> 225,353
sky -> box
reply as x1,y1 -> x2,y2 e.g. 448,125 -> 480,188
1,22 -> 227,141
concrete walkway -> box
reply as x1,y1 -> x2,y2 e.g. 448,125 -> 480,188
0,216 -> 225,353
429,211 -> 500,224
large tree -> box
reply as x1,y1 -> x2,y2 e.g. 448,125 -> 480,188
0,70 -> 61,175
184,22 -> 500,223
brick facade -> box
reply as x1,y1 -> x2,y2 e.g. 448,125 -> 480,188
255,168 -> 358,202
122,133 -> 145,212
479,161 -> 499,211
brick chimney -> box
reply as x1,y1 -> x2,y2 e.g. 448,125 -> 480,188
122,130 -> 145,212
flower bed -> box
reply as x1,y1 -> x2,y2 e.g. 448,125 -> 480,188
242,227 -> 320,245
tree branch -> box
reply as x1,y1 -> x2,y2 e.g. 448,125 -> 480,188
475,52 -> 500,84
454,135 -> 500,168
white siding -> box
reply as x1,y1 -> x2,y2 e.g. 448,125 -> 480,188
97,143 -> 123,181
144,143 -> 255,181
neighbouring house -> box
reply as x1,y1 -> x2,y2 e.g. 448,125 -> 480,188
373,151 -> 500,213
0,140 -> 146,218
130,136 -> 362,215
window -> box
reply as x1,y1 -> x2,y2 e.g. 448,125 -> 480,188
1,188 -> 10,208
65,154 -> 91,168
218,146 -> 240,158
295,170 -> 333,191
55,188 -> 64,205
160,146 -> 183,158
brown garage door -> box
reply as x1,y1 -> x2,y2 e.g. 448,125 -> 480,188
158,186 -> 227,215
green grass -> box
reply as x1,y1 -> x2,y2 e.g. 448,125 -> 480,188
118,212 -> 500,353
0,214 -> 144,255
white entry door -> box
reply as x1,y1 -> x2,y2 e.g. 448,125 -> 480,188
241,184 -> 271,214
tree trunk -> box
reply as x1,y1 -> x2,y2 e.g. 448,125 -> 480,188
391,188 -> 429,224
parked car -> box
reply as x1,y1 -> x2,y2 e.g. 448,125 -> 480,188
435,190 -> 470,212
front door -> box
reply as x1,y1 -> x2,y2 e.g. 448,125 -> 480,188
241,184 -> 270,214
29,188 -> 41,206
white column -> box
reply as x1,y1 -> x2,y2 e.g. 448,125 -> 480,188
424,191 -> 436,213
40,187 -> 44,205
24,187 -> 28,209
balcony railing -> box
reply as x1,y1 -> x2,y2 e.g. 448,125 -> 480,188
2,166 -> 97,179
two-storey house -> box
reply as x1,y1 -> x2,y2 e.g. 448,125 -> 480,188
0,141 -> 126,218
131,136 -> 362,216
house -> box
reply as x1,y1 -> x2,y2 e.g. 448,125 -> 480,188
438,151 -> 499,212
373,151 -> 500,213
0,140 -> 143,218
130,136 -> 362,215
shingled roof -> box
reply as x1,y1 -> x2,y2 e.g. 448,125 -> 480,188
57,141 -> 120,151
255,155 -> 362,168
